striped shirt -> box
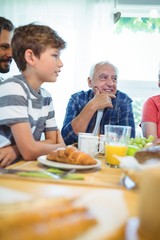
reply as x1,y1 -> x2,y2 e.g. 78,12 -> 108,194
61,89 -> 135,145
0,74 -> 57,147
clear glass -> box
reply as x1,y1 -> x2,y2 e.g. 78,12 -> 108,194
104,125 -> 131,168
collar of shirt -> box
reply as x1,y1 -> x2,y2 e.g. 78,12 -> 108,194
0,76 -> 4,83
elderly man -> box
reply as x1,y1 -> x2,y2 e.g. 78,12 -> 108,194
0,17 -> 14,81
61,61 -> 135,145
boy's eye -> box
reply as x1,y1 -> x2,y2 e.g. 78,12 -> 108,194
52,54 -> 59,59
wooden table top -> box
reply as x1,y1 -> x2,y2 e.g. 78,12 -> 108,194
0,155 -> 139,240
1,155 -> 124,189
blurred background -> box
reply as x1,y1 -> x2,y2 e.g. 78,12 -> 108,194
1,0 -> 160,135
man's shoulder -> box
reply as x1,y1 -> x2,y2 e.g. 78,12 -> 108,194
71,89 -> 92,97
146,94 -> 160,105
116,90 -> 132,100
1,74 -> 24,84
149,94 -> 160,100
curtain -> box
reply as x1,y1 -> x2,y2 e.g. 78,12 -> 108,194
0,0 -> 114,128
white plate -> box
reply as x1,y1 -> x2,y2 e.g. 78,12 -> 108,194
37,155 -> 101,170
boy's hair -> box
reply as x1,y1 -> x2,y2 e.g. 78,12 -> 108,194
11,23 -> 66,71
0,16 -> 14,33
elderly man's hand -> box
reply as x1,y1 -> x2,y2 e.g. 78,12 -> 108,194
91,87 -> 116,110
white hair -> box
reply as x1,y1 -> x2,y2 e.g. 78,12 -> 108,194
89,61 -> 119,79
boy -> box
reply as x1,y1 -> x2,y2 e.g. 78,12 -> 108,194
0,23 -> 66,167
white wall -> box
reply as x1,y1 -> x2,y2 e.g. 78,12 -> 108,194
1,0 -> 160,130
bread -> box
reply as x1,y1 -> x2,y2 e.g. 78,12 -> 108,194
47,145 -> 97,165
65,145 -> 76,156
102,223 -> 126,240
135,145 -> 160,163
0,197 -> 97,240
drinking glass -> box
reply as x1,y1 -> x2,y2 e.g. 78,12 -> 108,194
104,125 -> 131,168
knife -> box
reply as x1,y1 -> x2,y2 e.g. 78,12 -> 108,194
0,168 -> 82,180
0,168 -> 61,179
121,175 -> 136,190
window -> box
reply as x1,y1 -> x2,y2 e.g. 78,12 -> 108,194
112,14 -> 160,136
1,0 -> 160,134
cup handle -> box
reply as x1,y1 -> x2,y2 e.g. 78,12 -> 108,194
95,141 -> 104,156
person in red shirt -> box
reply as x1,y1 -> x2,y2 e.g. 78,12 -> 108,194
141,69 -> 160,141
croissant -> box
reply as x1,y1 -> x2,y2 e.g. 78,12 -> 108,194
1,198 -> 97,240
47,145 -> 97,165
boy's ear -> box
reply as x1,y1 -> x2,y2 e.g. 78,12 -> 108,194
24,49 -> 35,65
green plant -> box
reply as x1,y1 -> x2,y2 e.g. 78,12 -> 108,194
115,17 -> 160,33
132,98 -> 146,128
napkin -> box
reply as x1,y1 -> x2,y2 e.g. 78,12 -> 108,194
92,110 -> 103,136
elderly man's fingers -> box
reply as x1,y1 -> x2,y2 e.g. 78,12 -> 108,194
94,87 -> 100,95
107,97 -> 112,103
108,93 -> 116,99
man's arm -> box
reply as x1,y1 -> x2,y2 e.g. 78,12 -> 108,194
72,90 -> 115,134
62,90 -> 115,144
71,100 -> 97,134
141,122 -> 158,139
44,129 -> 66,145
10,122 -> 66,161
0,128 -> 66,168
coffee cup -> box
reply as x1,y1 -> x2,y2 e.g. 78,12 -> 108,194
78,132 -> 103,158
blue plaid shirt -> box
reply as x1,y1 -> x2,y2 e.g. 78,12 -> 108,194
61,89 -> 135,145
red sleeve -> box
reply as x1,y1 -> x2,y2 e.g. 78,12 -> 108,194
141,97 -> 159,124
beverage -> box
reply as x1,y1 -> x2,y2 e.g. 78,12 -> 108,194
104,125 -> 131,168
105,144 -> 128,166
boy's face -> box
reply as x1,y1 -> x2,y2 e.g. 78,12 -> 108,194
34,47 -> 63,83
0,29 -> 13,73
88,64 -> 118,95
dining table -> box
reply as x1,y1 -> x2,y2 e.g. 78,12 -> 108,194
0,154 -> 139,240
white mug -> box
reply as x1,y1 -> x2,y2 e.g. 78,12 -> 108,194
78,132 -> 103,157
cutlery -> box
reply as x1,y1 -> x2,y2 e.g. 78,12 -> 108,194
0,168 -> 60,179
42,168 -> 76,179
121,175 -> 136,190
0,168 -> 40,174
0,168 -> 78,180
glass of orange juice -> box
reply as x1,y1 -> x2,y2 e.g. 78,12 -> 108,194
104,125 -> 131,168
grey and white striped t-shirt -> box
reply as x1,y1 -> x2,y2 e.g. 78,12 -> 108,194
0,74 -> 57,147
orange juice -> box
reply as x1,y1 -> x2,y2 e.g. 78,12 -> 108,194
105,144 -> 128,166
